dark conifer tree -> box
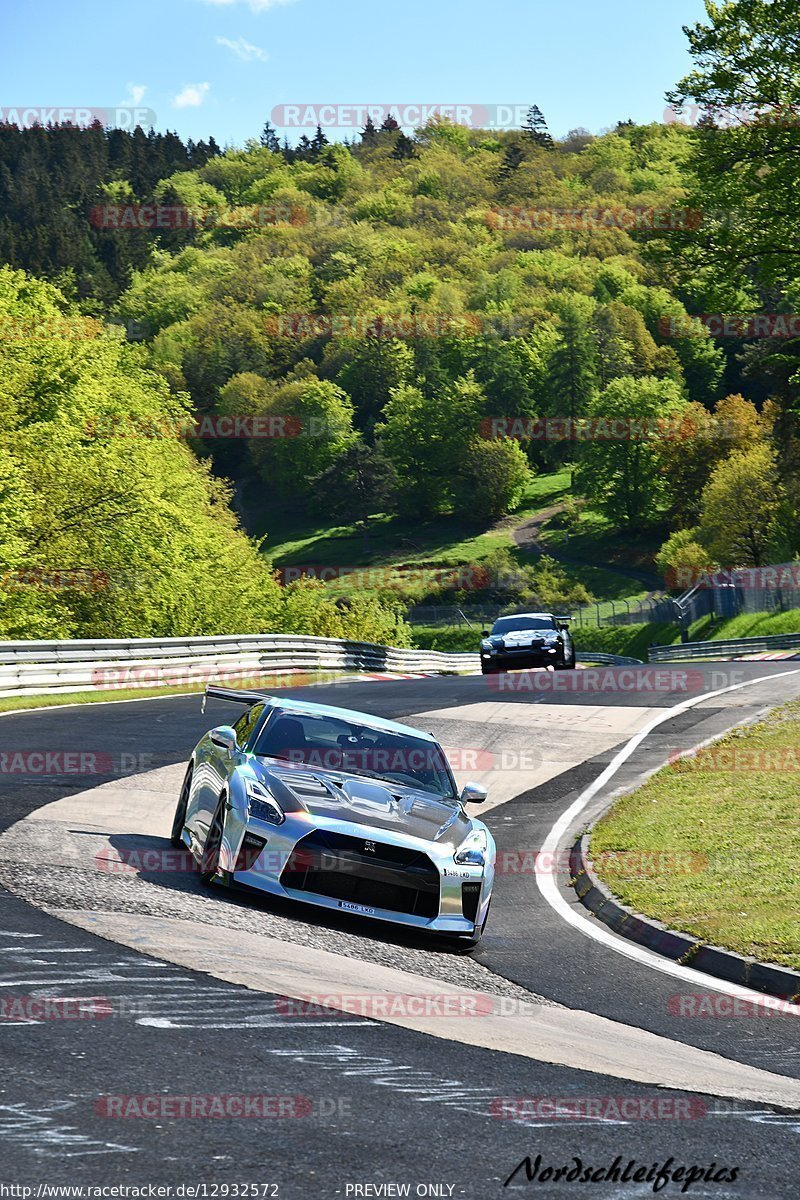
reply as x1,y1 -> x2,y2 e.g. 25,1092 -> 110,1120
260,121 -> 281,152
310,124 -> 329,158
523,105 -> 554,148
392,131 -> 416,160
360,116 -> 378,145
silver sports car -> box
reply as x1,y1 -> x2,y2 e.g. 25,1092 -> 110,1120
171,686 -> 496,944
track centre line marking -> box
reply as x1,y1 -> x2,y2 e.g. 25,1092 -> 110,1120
536,668 -> 800,1012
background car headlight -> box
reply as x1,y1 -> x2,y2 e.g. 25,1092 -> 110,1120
246,779 -> 285,825
454,828 -> 487,866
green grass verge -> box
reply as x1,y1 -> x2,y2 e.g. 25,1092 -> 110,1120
591,700 -> 800,971
685,608 -> 800,643
540,509 -> 667,576
256,471 -> 573,571
411,625 -> 478,653
572,623 -> 678,660
0,672 -> 345,715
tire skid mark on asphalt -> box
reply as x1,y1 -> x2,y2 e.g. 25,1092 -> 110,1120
261,1043 -> 800,1134
0,1101 -> 138,1158
0,932 -> 371,1031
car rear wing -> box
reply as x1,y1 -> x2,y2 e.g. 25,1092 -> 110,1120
554,615 -> 574,630
202,684 -> 272,714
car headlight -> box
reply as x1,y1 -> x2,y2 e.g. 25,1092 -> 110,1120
481,640 -> 494,653
454,828 -> 488,866
246,779 -> 285,826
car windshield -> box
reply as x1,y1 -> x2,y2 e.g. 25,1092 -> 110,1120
491,616 -> 556,634
253,711 -> 457,798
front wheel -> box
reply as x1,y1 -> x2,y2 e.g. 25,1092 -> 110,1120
200,796 -> 226,885
556,648 -> 577,670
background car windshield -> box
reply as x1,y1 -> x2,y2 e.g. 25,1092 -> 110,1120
254,712 -> 456,798
491,616 -> 556,634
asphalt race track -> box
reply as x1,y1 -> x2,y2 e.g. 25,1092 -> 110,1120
1,663 -> 800,1197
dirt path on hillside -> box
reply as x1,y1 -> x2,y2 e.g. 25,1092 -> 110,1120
512,503 -> 663,592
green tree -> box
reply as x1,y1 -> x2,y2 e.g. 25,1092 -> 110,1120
522,105 -> 553,148
335,337 -> 414,431
260,122 -> 281,154
546,298 -> 598,440
456,437 -> 532,519
656,528 -> 717,591
249,377 -> 357,497
574,376 -> 686,527
698,443 -> 784,566
667,1 -> 800,293
312,441 -> 398,550
377,377 -> 484,515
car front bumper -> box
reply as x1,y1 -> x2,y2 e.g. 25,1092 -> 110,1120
200,811 -> 494,935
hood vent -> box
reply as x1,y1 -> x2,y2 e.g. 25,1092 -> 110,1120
271,769 -> 335,799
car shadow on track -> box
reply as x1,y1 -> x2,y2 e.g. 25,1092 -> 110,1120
103,830 -> 479,956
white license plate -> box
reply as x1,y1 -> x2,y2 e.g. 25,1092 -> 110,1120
338,900 -> 376,916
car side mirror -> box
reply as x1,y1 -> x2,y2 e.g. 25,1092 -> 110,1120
210,725 -> 238,754
460,782 -> 488,805
481,630 -> 490,638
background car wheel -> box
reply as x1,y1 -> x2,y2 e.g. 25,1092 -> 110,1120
170,765 -> 193,848
200,795 -> 226,884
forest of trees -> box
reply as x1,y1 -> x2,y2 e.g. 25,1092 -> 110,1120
1,0 -> 798,640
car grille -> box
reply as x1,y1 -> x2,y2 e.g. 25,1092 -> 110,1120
280,830 -> 440,919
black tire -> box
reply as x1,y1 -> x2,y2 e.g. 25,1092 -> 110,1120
481,663 -> 496,675
200,795 -> 226,885
556,648 -> 577,670
170,765 -> 193,848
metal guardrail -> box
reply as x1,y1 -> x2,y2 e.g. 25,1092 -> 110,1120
649,632 -> 800,663
0,633 -> 645,699
576,652 -> 643,666
0,634 -> 481,698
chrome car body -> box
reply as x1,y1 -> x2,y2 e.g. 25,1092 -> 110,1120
480,612 -> 575,674
171,687 -> 495,942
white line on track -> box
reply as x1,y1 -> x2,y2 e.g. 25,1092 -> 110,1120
536,668 -> 800,1012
